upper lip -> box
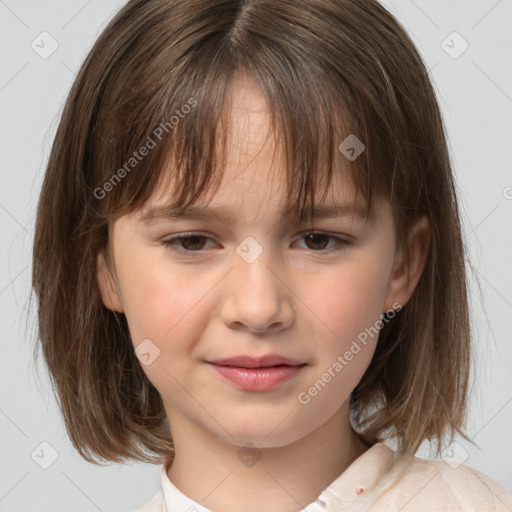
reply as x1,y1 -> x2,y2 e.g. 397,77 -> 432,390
208,355 -> 305,368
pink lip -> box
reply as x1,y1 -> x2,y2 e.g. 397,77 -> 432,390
209,354 -> 304,368
206,355 -> 306,391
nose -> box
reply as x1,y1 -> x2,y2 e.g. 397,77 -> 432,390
219,242 -> 295,334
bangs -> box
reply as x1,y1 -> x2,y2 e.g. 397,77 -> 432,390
93,69 -> 376,230
89,1 -> 417,237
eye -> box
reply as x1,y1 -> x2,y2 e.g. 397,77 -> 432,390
162,233 -> 215,254
162,231 -> 351,256
293,232 -> 351,252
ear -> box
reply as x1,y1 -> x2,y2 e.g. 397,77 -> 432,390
96,248 -> 124,313
383,216 -> 431,312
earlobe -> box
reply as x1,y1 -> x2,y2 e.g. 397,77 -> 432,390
384,216 -> 431,312
96,248 -> 125,313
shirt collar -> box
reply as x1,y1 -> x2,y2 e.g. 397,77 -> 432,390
316,442 -> 395,509
160,442 -> 395,512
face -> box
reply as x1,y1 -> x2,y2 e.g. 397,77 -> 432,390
97,75 -> 422,449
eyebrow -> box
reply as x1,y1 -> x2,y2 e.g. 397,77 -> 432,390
139,201 -> 370,225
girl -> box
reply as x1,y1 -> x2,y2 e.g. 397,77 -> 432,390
31,0 -> 512,511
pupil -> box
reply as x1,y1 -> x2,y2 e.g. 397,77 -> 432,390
183,236 -> 205,250
306,234 -> 328,250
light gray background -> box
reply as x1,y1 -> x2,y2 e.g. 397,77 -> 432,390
0,0 -> 511,511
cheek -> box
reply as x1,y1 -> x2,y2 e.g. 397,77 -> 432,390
116,248 -> 210,346
116,253 -> 215,400
293,262 -> 388,421
303,257 -> 390,345
293,256 -> 391,410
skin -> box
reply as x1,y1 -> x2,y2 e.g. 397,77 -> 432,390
97,74 -> 430,512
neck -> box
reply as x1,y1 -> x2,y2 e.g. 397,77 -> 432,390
166,403 -> 370,512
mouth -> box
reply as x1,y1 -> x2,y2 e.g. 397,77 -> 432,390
206,354 -> 307,391
207,354 -> 305,369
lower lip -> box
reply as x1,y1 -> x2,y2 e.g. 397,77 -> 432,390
208,363 -> 305,391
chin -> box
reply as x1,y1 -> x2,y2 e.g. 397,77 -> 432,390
214,415 -> 313,449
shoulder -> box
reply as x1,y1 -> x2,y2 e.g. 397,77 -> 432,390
131,490 -> 164,512
372,454 -> 512,511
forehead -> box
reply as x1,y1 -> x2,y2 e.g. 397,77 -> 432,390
138,151 -> 371,230
132,71 -> 382,227
150,79 -> 358,198
138,163 -> 372,228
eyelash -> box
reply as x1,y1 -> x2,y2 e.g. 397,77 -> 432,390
162,232 -> 351,256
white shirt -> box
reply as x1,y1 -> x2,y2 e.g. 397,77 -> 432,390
133,442 -> 512,511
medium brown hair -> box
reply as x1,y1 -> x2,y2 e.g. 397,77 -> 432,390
31,0 -> 474,464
